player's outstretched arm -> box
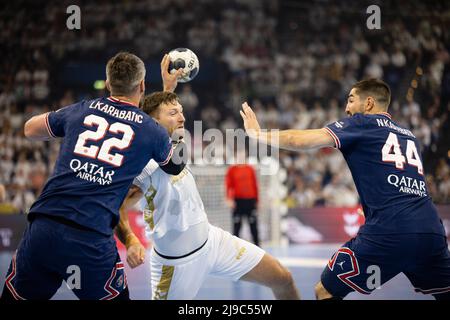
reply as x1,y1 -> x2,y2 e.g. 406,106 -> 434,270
116,185 -> 146,268
161,53 -> 183,92
240,102 -> 335,151
24,113 -> 55,141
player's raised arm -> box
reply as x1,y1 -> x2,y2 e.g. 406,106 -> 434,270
116,185 -> 146,268
240,102 -> 335,151
24,113 -> 55,141
161,53 -> 183,93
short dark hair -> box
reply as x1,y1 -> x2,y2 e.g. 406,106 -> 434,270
352,79 -> 391,109
141,91 -> 179,117
106,52 -> 146,96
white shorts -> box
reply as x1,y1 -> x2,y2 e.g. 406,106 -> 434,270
150,224 -> 265,300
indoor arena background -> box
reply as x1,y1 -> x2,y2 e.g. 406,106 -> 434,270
0,0 -> 449,300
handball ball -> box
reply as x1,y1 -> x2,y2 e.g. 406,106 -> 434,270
168,48 -> 199,83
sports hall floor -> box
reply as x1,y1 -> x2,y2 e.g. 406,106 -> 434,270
0,243 -> 433,300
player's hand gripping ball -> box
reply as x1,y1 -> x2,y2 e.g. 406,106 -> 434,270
168,48 -> 199,83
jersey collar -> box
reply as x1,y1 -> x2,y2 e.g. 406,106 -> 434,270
107,96 -> 139,107
376,112 -> 392,119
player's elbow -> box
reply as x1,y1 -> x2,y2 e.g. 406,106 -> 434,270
24,115 -> 52,141
286,130 -> 333,150
159,141 -> 187,175
286,133 -> 307,150
160,160 -> 185,175
24,118 -> 36,138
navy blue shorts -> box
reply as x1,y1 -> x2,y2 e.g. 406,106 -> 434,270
3,215 -> 127,300
321,233 -> 450,298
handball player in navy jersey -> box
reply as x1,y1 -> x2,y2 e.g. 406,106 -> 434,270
1,52 -> 185,300
241,79 -> 450,300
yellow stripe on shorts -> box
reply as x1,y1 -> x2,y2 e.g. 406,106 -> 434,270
153,265 -> 175,300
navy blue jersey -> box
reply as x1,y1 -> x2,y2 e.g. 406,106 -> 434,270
29,97 -> 173,236
325,112 -> 445,235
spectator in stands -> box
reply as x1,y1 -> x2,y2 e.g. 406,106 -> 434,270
0,184 -> 20,215
1,0 -> 448,213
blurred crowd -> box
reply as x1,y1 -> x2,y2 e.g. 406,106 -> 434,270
0,0 -> 449,213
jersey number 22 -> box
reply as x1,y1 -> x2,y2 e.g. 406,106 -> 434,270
74,114 -> 134,167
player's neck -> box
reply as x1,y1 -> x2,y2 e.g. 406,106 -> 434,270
109,95 -> 140,108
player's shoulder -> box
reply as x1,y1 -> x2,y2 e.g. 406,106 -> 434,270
94,97 -> 161,129
133,159 -> 159,186
142,159 -> 160,176
341,112 -> 395,128
130,106 -> 162,130
365,113 -> 416,138
363,112 -> 404,129
54,99 -> 90,113
329,113 -> 366,130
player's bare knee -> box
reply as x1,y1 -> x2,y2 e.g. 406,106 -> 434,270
315,281 -> 332,300
282,268 -> 295,288
314,282 -> 323,298
273,264 -> 294,289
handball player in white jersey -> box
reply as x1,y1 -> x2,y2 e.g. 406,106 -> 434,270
116,91 -> 299,300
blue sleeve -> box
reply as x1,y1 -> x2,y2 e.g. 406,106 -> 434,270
325,114 -> 364,151
46,103 -> 79,138
151,122 -> 173,165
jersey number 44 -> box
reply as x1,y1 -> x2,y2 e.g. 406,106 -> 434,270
382,132 -> 423,175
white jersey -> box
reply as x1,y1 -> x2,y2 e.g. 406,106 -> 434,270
133,160 -> 208,254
